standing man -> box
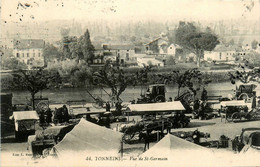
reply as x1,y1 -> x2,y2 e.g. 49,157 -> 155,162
143,127 -> 150,152
62,105 -> 69,123
106,102 -> 111,112
168,97 -> 173,102
46,108 -> 53,124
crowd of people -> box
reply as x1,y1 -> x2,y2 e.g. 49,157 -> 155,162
38,105 -> 71,126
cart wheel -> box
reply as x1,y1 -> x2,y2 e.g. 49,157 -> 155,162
36,101 -> 48,112
238,93 -> 248,101
42,148 -> 50,158
231,112 -> 241,122
155,95 -> 165,102
182,93 -> 194,104
123,133 -> 133,144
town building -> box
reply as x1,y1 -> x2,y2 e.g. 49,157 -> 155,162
93,44 -> 135,66
204,45 -> 237,62
13,39 -> 45,69
144,37 -> 181,62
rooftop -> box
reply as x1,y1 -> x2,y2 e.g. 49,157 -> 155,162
94,44 -> 135,50
13,39 -> 45,49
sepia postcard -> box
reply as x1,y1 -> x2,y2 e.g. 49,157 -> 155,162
1,0 -> 260,166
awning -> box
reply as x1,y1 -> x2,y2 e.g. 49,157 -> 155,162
220,100 -> 247,107
70,107 -> 106,115
12,111 -> 39,121
125,101 -> 185,113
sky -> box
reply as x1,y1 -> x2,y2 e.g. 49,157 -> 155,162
1,0 -> 260,24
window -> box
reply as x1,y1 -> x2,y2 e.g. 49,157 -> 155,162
170,47 -> 172,49
27,53 -> 29,57
244,53 -> 246,55
127,50 -> 129,52
219,52 -> 222,60
27,60 -> 30,65
16,53 -> 19,58
38,53 -> 41,57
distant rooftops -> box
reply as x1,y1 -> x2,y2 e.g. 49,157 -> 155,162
13,39 -> 45,49
211,45 -> 239,52
94,44 -> 135,51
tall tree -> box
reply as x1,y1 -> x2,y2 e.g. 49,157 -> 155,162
43,43 -> 62,63
1,58 -> 27,70
175,22 -> 219,67
93,63 -> 136,103
78,29 -> 95,63
12,68 -> 56,109
160,68 -> 210,102
229,62 -> 260,84
60,36 -> 78,60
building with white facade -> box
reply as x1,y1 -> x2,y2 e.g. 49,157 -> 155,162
204,45 -> 237,62
13,39 -> 45,69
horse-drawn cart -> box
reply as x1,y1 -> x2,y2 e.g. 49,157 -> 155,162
220,100 -> 259,122
120,118 -> 173,144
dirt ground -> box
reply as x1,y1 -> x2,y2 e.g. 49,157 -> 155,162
1,117 -> 260,166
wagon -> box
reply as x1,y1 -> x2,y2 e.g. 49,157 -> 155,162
137,84 -> 166,103
220,100 -> 257,122
120,115 -> 190,144
120,118 -> 172,144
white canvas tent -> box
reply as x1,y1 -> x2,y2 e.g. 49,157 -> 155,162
139,134 -> 219,166
51,118 -> 123,159
126,101 -> 185,114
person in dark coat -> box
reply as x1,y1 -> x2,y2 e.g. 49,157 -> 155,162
251,95 -> 256,111
62,105 -> 69,123
143,129 -> 150,152
24,105 -> 30,111
168,97 -> 173,102
192,129 -> 201,144
46,108 -> 53,124
39,111 -> 45,126
115,102 -> 122,115
54,107 -> 62,123
105,102 -> 111,112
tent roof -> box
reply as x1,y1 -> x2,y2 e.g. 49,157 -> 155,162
143,134 -> 205,156
140,134 -> 216,166
126,101 -> 185,113
12,111 -> 39,121
52,118 -> 123,157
